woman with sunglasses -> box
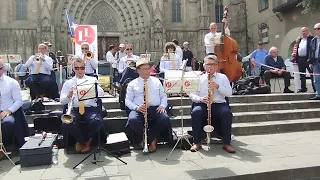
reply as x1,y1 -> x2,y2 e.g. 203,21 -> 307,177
117,44 -> 139,83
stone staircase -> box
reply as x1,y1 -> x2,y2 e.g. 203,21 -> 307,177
26,93 -> 320,137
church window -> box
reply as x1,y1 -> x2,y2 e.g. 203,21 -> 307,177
16,0 -> 28,20
172,0 -> 181,23
215,0 -> 224,23
258,0 -> 269,11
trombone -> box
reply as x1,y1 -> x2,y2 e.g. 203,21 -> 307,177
61,89 -> 76,124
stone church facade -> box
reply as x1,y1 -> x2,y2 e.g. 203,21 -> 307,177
0,0 -> 249,63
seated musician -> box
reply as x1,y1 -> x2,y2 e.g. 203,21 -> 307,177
125,58 -> 171,152
189,55 -> 236,153
0,59 -> 29,158
117,44 -> 139,83
25,43 -> 53,100
262,47 -> 294,93
79,42 -> 98,78
60,56 -> 104,153
159,42 -> 182,78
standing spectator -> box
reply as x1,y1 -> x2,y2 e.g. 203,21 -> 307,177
172,39 -> 183,62
308,23 -> 320,100
182,41 -> 194,71
106,45 -> 117,82
292,27 -> 315,93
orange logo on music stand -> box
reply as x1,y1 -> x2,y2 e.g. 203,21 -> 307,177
165,82 -> 172,88
184,81 -> 190,87
79,90 -> 86,96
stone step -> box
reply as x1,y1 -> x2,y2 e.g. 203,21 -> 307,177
104,108 -> 320,134
41,93 -> 316,111
171,118 -> 320,137
104,100 -> 320,118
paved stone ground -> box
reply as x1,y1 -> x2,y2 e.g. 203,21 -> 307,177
0,131 -> 320,180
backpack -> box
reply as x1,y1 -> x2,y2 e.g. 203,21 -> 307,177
233,76 -> 271,95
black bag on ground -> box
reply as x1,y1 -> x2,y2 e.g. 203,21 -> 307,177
233,76 -> 271,95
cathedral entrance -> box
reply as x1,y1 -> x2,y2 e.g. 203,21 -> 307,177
97,36 -> 119,60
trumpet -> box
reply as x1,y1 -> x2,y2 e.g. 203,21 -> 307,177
61,89 -> 76,124
142,79 -> 149,153
84,51 -> 93,60
203,69 -> 214,148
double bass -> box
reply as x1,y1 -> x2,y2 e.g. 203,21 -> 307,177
214,6 -> 242,82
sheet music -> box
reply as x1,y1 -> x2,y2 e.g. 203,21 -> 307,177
76,78 -> 96,100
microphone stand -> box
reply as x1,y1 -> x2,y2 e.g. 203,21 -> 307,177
73,82 -> 127,169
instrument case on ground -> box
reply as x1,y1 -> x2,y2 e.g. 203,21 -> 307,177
105,132 -> 130,155
19,134 -> 57,167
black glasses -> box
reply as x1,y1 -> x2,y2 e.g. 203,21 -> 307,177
315,28 -> 320,30
81,48 -> 88,50
74,66 -> 85,70
126,48 -> 133,51
206,63 -> 218,66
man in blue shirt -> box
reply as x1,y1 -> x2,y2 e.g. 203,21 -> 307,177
15,60 -> 27,88
250,42 -> 268,83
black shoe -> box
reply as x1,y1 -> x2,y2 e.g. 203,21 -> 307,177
283,88 -> 294,93
297,88 -> 307,93
310,96 -> 320,100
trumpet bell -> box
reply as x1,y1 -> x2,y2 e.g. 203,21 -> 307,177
203,125 -> 214,133
86,52 -> 93,59
61,114 -> 73,124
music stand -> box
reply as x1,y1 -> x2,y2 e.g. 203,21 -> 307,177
164,66 -> 202,160
72,79 -> 127,169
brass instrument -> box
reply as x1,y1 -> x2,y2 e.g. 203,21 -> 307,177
142,79 -> 149,153
61,88 -> 76,124
203,69 -> 214,148
83,51 -> 93,61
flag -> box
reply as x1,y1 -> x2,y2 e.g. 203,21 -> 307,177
66,10 -> 77,37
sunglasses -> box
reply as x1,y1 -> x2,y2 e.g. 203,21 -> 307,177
126,48 -> 133,51
315,28 -> 320,30
74,66 -> 85,70
81,48 -> 88,50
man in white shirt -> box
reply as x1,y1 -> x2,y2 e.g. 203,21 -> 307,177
204,22 -> 222,55
60,56 -> 104,153
0,59 -> 24,158
189,55 -> 235,153
106,45 -> 117,82
25,43 -> 53,100
125,58 -> 171,153
115,44 -> 127,62
80,42 -> 99,77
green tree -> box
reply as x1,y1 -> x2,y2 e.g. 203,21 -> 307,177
297,0 -> 320,14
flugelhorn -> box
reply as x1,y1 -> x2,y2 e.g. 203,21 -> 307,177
61,89 -> 76,124
142,79 -> 149,153
203,69 -> 214,148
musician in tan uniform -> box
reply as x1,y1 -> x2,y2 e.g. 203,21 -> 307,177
189,55 -> 235,153
60,56 -> 104,153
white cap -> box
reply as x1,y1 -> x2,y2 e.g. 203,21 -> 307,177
183,41 -> 189,45
119,44 -> 125,48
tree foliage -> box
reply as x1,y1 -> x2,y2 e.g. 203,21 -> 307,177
297,0 -> 320,14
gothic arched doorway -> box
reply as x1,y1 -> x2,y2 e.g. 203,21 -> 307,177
87,2 -> 121,60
